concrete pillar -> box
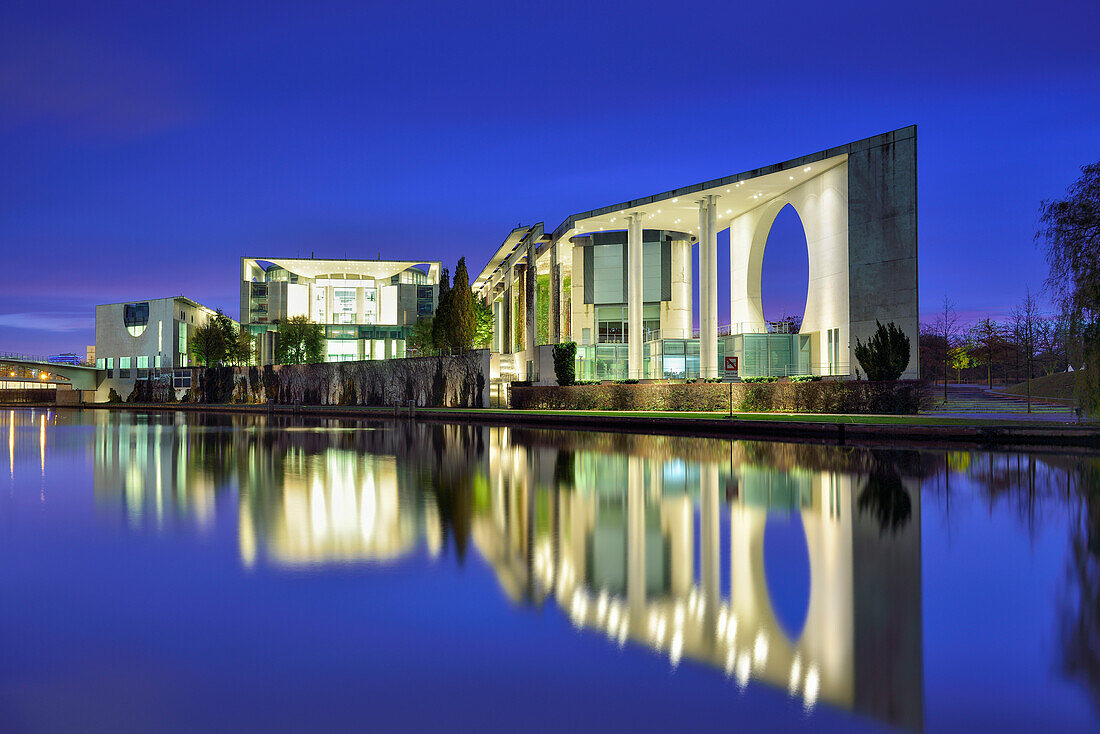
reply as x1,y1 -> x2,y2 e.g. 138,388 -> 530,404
516,263 -> 527,356
503,267 -> 513,354
525,239 -> 536,353
549,241 -> 560,344
627,213 -> 643,379
697,195 -> 718,378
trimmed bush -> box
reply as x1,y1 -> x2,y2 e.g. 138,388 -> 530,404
510,380 -> 929,414
790,375 -> 822,383
855,321 -> 911,381
552,342 -> 577,386
743,376 -> 779,383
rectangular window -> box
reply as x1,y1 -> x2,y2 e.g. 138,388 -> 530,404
592,244 -> 624,304
333,288 -> 356,323
137,356 -> 149,369
119,356 -> 131,378
96,358 -> 105,370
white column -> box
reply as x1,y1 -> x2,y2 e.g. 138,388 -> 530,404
627,213 -> 644,379
697,195 -> 718,378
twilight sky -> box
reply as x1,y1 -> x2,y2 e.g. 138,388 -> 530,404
1,0 -> 1098,355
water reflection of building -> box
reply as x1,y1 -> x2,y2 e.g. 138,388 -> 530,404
237,448 -> 436,567
92,411 -> 219,529
473,429 -> 924,732
91,413 -> 445,566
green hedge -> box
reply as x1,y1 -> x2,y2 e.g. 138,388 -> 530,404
510,380 -> 929,414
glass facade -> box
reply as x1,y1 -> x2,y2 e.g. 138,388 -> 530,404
722,333 -> 810,378
333,288 -> 356,324
594,304 -> 660,344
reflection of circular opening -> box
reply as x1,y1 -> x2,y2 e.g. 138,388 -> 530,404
126,324 -> 146,337
762,511 -> 811,642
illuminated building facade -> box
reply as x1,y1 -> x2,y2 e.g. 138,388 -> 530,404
472,127 -> 918,382
240,257 -> 441,365
93,295 -> 225,401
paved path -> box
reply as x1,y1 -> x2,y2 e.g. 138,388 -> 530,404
924,383 -> 1078,421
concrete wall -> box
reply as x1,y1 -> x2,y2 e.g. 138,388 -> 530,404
727,127 -> 918,379
729,161 -> 850,375
95,296 -> 216,401
847,128 -> 919,379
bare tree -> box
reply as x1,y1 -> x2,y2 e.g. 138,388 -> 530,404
932,297 -> 960,401
1017,290 -> 1042,413
970,317 -> 1002,389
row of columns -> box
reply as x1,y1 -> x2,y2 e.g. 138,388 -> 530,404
485,201 -> 721,380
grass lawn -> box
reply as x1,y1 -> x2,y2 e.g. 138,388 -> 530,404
999,372 -> 1079,401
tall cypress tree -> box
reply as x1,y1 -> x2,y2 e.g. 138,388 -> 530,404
449,257 -> 475,350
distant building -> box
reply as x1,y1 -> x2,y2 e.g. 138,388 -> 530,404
94,296 -> 227,400
86,345 -> 95,365
48,353 -> 82,366
240,257 -> 440,365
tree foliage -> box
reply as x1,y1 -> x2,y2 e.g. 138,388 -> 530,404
275,315 -> 325,364
430,258 -> 479,352
189,316 -> 227,366
188,309 -> 253,367
408,316 -> 435,353
448,257 -> 475,349
854,321 -> 911,381
553,341 -> 577,386
473,299 -> 493,349
1037,160 -> 1100,413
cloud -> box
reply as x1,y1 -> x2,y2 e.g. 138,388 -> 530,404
0,312 -> 93,332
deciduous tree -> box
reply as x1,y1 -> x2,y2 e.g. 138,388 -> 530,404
275,315 -> 325,364
1037,160 -> 1100,414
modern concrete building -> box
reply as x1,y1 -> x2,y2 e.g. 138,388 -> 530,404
473,127 -> 918,382
240,257 -> 441,364
94,295 -> 224,400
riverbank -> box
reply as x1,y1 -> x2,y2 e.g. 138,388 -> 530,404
8,401 -> 1098,451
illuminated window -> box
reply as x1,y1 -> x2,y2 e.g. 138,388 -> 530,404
123,302 -> 149,337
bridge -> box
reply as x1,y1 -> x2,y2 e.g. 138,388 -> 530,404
0,353 -> 103,391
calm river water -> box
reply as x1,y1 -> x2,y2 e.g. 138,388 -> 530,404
0,409 -> 1097,733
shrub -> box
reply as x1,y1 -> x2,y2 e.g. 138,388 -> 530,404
855,321 -> 911,381
790,375 -> 822,383
553,342 -> 577,386
615,379 -> 639,384
510,380 -> 928,414
743,376 -> 779,383
107,388 -> 123,403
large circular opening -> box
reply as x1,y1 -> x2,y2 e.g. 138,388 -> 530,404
760,204 -> 809,331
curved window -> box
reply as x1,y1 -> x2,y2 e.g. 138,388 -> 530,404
123,302 -> 149,338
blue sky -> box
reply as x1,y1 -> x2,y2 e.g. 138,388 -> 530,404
1,0 -> 1098,354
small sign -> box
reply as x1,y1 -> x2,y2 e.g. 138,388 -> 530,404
724,356 -> 738,374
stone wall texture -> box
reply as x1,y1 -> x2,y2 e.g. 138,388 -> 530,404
187,351 -> 490,407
